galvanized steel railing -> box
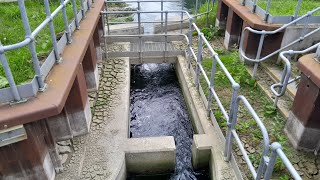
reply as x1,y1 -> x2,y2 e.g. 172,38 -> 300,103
242,0 -> 320,24
102,1 -> 301,178
239,6 -> 320,106
0,0 -> 93,104
272,43 -> 320,105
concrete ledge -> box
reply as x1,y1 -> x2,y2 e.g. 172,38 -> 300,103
126,136 -> 176,174
192,134 -> 212,170
109,24 -> 144,35
222,0 -> 279,30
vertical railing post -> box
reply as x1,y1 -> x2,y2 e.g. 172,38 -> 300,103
138,5 -> 142,62
263,143 -> 281,180
264,0 -> 271,22
101,12 -> 108,59
206,0 -> 210,27
252,33 -> 265,78
80,0 -> 86,18
161,0 -> 164,33
252,0 -> 257,13
44,0 -> 61,63
60,0 -> 72,44
0,42 -> 22,101
87,0 -> 91,10
242,0 -> 246,6
164,11 -> 168,62
105,2 -> 110,35
71,0 -> 80,29
195,0 -> 199,20
195,33 -> 203,89
207,54 -> 217,116
18,0 -> 46,90
187,18 -> 193,69
294,0 -> 303,20
224,89 -> 239,161
301,14 -> 310,38
180,0 -> 184,33
137,1 -> 141,34
315,44 -> 320,62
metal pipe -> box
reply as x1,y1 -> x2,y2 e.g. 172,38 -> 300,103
161,0 -> 164,33
80,0 -> 86,18
264,0 -> 271,22
195,33 -> 203,89
0,42 -> 21,101
294,0 -> 303,20
252,33 -> 265,78
60,0 -> 72,44
18,0 -> 45,90
187,18 -> 193,69
71,0 -> 80,29
180,0 -> 184,33
44,0 -> 61,63
207,54 -> 217,116
195,0 -> 199,20
87,0 -> 90,10
224,83 -> 240,161
264,143 -> 302,180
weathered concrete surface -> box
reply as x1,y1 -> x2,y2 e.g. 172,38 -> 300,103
154,16 -> 189,34
108,24 -> 144,35
280,25 -> 320,52
56,50 -> 176,179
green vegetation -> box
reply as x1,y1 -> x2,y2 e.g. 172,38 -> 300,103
195,1 -> 217,27
198,49 -> 294,177
0,0 -> 80,88
258,0 -> 320,16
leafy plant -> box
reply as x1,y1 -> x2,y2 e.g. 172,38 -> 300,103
200,25 -> 221,40
0,76 -> 9,88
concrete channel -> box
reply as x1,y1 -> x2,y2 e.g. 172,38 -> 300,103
56,40 -> 240,179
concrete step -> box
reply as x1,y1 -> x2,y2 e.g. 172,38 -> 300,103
260,63 -> 298,101
246,65 -> 292,119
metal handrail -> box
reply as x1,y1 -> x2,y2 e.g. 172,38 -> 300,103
239,6 -> 320,106
225,95 -> 269,179
264,142 -> 302,180
0,0 -> 93,103
272,43 -> 320,105
102,2 -> 301,178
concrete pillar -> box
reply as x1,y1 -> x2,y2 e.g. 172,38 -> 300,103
224,9 -> 243,50
46,65 -> 92,140
46,108 -> 73,142
241,22 -> 285,60
65,65 -> 92,137
83,38 -> 100,92
215,0 -> 229,30
0,121 -> 56,180
285,54 -> 320,152
192,135 -> 211,170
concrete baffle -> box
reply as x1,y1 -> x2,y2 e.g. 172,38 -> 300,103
285,54 -> 320,152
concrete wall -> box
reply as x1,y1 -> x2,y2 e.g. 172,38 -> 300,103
281,25 -> 320,52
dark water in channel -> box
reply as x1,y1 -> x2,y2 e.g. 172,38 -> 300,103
128,64 -> 209,180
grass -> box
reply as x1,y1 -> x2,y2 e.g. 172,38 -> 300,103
257,0 -> 320,16
198,49 -> 296,178
0,0 -> 81,88
195,1 -> 217,28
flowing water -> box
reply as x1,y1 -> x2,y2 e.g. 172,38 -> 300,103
126,0 -> 201,33
129,64 -> 209,180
